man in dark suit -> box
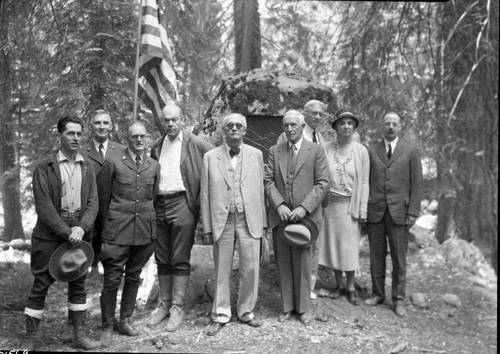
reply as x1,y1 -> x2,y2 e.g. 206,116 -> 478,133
97,121 -> 160,345
79,109 -> 126,278
201,113 -> 267,336
147,104 -> 213,332
365,112 -> 423,317
265,110 -> 329,325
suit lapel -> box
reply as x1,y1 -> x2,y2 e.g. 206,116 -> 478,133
387,139 -> 405,167
180,130 -> 189,167
277,144 -> 288,183
240,144 -> 252,183
85,143 -> 102,165
122,151 -> 137,171
294,141 -> 311,176
216,147 -> 231,187
375,141 -> 388,164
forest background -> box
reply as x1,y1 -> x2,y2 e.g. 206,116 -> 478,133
0,0 -> 497,272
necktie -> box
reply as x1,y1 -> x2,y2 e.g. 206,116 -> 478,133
288,144 -> 296,173
136,155 -> 141,169
312,130 -> 317,143
98,144 -> 105,162
387,144 -> 392,159
229,147 -> 240,158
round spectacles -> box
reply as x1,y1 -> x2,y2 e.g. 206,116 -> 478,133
225,123 -> 244,130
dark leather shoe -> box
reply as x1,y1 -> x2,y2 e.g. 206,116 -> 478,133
394,301 -> 407,317
278,312 -> 291,323
365,296 -> 384,306
299,312 -> 312,325
119,321 -> 142,337
206,322 -> 225,336
242,318 -> 263,328
328,287 -> 345,299
347,291 -> 360,306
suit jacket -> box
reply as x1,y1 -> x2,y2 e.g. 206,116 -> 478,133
96,149 -> 160,245
150,129 -> 213,216
367,138 -> 423,225
264,139 -> 329,230
201,144 -> 267,242
79,140 -> 126,175
32,152 -> 98,241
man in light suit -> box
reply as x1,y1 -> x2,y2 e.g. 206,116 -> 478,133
201,113 -> 267,336
79,109 -> 126,278
147,104 -> 213,332
365,112 -> 423,317
277,99 -> 328,299
265,110 -> 329,325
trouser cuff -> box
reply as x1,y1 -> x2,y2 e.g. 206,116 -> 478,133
25,307 -> 44,320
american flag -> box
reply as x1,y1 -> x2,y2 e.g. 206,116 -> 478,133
138,0 -> 177,125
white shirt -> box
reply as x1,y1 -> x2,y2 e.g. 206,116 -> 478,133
289,137 -> 304,154
57,150 -> 84,211
302,124 -> 318,143
384,137 -> 399,155
158,130 -> 186,194
93,139 -> 108,157
226,143 -> 242,169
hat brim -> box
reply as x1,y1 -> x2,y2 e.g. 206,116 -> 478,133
279,216 -> 319,249
49,241 -> 93,282
332,116 -> 359,129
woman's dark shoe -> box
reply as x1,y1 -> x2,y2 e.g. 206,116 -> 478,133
347,290 -> 359,306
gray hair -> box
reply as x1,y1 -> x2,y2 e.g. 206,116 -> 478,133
304,100 -> 327,112
222,113 -> 247,128
283,110 -> 305,125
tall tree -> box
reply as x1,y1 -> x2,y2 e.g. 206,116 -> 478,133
233,0 -> 261,72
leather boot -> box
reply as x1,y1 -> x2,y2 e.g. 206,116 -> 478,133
146,274 -> 173,328
60,310 -> 74,344
166,274 -> 189,332
21,315 -> 40,351
71,310 -> 102,350
100,293 -> 117,347
118,283 -> 142,336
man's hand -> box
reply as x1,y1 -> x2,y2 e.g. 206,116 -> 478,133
69,226 -> 85,246
406,215 -> 417,229
289,206 -> 307,223
277,204 -> 292,222
203,232 -> 213,245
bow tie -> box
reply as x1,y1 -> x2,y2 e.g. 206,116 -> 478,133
229,147 -> 240,158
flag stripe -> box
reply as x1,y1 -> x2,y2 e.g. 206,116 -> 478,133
138,0 -> 177,119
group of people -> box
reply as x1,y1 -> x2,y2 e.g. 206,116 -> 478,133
21,99 -> 422,350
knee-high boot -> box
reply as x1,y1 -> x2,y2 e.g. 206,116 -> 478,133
166,274 -> 189,332
147,273 -> 173,328
100,292 -> 117,347
71,310 -> 101,350
118,283 -> 142,336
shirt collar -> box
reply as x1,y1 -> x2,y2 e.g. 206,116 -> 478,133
93,139 -> 108,151
164,130 -> 183,144
225,142 -> 243,155
128,149 -> 143,162
384,137 -> 399,150
303,124 -> 315,141
289,137 -> 304,151
57,150 -> 84,163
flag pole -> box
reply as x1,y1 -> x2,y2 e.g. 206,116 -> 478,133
132,0 -> 144,121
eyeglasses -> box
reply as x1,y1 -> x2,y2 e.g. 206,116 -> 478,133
129,134 -> 147,140
306,111 -> 327,118
225,123 -> 245,130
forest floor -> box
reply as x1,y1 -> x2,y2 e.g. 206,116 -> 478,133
0,240 -> 497,354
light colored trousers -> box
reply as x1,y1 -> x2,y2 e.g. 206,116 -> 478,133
211,211 -> 260,324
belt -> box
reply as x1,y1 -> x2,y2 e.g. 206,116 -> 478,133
59,210 -> 81,219
159,191 -> 186,199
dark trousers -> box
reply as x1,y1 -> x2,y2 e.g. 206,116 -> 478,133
27,219 -> 87,311
272,226 -> 312,314
367,208 -> 409,301
154,195 -> 196,276
90,223 -> 103,267
101,242 -> 154,319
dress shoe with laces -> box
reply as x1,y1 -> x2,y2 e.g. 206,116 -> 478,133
394,301 -> 407,317
206,322 -> 225,336
299,312 -> 312,325
278,312 -> 291,323
365,296 -> 384,306
347,290 -> 360,306
241,318 -> 263,328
